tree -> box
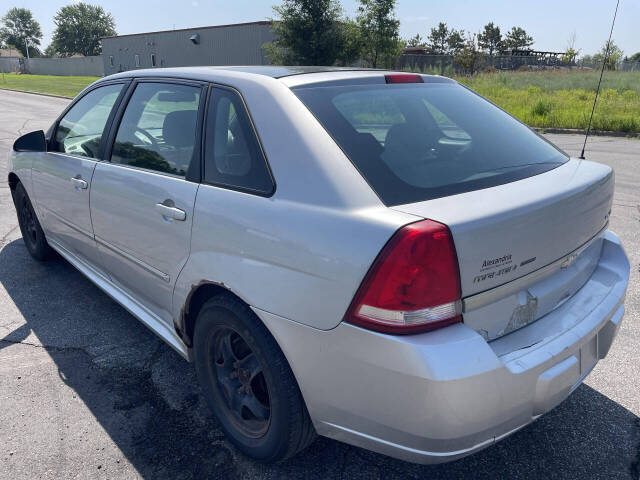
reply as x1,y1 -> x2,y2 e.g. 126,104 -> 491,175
265,0 -> 345,65
43,43 -> 58,58
477,22 -> 503,56
447,29 -> 465,55
357,0 -> 402,69
593,40 -> 624,70
427,22 -> 450,55
50,3 -> 116,57
503,26 -> 534,51
454,33 -> 484,76
0,7 -> 42,57
336,19 -> 363,66
562,31 -> 580,65
628,52 -> 640,63
406,33 -> 424,47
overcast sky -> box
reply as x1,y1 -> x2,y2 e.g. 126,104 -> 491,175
6,0 -> 638,57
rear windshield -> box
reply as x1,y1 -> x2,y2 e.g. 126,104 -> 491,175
293,81 -> 568,206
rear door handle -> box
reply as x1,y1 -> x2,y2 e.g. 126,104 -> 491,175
71,176 -> 88,190
155,202 -> 186,221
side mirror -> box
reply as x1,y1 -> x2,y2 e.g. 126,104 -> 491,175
13,130 -> 47,152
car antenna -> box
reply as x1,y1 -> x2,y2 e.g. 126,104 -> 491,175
580,0 -> 620,160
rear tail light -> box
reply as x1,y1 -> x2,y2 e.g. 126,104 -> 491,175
344,220 -> 462,335
385,74 -> 424,84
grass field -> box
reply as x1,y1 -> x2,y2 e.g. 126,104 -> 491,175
456,71 -> 640,133
1,70 -> 638,133
0,73 -> 99,97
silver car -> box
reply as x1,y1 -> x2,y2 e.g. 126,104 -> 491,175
8,67 -> 629,464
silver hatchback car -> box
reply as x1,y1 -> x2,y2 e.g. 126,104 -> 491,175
8,67 -> 629,464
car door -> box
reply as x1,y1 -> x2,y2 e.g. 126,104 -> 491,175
31,81 -> 127,266
90,79 -> 205,324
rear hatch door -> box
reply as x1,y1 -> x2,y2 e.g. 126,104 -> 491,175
391,158 -> 613,340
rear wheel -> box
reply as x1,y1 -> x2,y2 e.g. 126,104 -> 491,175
193,294 -> 316,462
13,182 -> 53,261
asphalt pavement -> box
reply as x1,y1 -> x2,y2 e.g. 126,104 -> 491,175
0,89 -> 638,479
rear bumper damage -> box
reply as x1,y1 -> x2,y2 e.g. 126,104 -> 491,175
255,230 -> 629,464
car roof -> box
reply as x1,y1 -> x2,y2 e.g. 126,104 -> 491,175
108,66 -> 375,80
102,66 -> 453,88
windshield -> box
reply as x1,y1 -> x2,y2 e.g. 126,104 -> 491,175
293,81 -> 568,206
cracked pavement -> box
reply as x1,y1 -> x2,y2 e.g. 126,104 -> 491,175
0,89 -> 638,479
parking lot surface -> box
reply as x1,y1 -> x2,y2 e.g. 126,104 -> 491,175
0,89 -> 638,479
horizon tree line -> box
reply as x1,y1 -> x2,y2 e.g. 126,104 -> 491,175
0,3 -> 115,58
406,22 -> 535,56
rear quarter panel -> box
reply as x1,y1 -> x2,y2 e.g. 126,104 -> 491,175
174,185 -> 417,330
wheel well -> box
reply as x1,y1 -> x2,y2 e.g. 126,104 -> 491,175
180,282 -> 240,347
8,172 -> 19,191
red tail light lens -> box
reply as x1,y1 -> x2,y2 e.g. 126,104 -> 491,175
385,74 -> 424,84
345,220 -> 462,335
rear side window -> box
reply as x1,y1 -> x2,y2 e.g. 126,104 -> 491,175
54,83 -> 123,158
203,87 -> 274,195
111,82 -> 201,177
293,82 -> 567,206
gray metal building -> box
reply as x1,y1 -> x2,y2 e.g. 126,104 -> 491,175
101,21 -> 275,76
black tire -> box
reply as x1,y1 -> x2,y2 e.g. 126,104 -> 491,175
193,293 -> 316,463
13,182 -> 54,261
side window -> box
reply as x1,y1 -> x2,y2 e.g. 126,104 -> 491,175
54,84 -> 123,158
204,88 -> 273,194
111,83 -> 200,177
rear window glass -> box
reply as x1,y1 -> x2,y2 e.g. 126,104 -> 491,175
293,82 -> 567,206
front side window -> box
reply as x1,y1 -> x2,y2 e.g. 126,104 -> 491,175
54,83 -> 123,158
294,81 -> 568,206
203,87 -> 273,194
111,82 -> 200,177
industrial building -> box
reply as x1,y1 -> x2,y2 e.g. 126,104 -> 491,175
101,21 -> 275,76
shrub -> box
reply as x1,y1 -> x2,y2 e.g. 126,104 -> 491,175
531,99 -> 552,116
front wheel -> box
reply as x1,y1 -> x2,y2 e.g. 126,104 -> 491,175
13,182 -> 54,261
193,294 -> 316,462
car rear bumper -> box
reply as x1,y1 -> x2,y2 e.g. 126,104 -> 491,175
254,230 -> 629,464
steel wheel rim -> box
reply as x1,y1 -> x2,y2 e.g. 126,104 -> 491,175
20,196 -> 37,246
210,326 -> 271,438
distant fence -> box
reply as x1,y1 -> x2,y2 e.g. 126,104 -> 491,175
0,56 -> 21,73
397,54 -> 575,74
27,57 -> 104,76
0,56 -> 104,76
620,61 -> 640,71
578,59 -> 640,71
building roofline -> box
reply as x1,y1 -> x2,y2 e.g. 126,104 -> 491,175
101,20 -> 273,41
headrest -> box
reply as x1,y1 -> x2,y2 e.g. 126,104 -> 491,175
162,110 -> 197,148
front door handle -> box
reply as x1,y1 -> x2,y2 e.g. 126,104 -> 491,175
71,176 -> 88,190
155,202 -> 186,221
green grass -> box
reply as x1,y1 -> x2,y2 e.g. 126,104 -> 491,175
456,71 -> 640,133
0,73 -> 99,97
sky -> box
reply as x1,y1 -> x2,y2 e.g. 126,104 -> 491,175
5,0 -> 638,57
